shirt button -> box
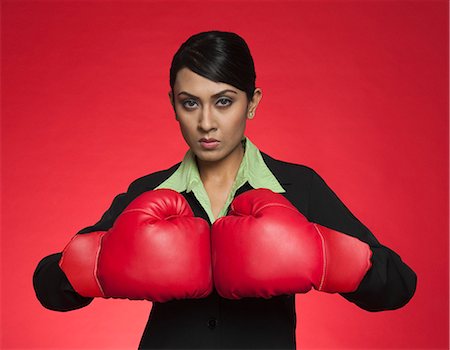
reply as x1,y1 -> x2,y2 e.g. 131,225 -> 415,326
207,318 -> 217,329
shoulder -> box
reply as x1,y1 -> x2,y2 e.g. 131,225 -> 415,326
258,151 -> 324,216
260,151 -> 320,183
126,161 -> 182,195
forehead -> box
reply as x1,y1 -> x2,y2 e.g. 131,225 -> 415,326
174,68 -> 242,96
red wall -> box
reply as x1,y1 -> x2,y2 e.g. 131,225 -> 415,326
2,1 -> 448,349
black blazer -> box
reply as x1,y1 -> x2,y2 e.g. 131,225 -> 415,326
33,151 -> 417,349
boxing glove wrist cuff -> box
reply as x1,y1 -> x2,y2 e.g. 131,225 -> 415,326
313,224 -> 373,293
59,232 -> 106,298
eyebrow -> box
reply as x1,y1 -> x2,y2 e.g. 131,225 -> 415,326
177,89 -> 238,99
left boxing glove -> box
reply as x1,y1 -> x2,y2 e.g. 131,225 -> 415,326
211,188 -> 372,299
59,189 -> 212,302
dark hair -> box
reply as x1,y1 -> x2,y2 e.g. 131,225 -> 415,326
170,31 -> 256,101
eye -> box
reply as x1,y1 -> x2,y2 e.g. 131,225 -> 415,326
216,97 -> 232,107
182,99 -> 198,110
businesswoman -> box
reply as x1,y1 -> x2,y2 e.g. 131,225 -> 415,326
33,30 -> 417,349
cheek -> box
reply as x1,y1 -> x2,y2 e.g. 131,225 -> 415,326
177,118 -> 197,139
228,113 -> 247,131
220,103 -> 246,123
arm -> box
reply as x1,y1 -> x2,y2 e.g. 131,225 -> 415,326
33,253 -> 93,311
33,164 -> 182,311
33,191 -> 132,311
307,170 -> 417,312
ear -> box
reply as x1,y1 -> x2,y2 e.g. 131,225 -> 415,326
248,88 -> 263,115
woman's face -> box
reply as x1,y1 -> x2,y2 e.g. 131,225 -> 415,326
169,67 -> 261,165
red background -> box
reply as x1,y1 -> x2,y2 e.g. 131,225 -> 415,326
2,1 -> 448,349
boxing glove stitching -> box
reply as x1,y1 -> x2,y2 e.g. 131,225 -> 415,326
59,233 -> 80,268
250,203 -> 301,216
120,208 -> 184,221
94,233 -> 106,297
312,224 -> 327,291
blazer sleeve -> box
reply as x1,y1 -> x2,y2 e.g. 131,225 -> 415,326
307,169 -> 417,312
33,191 -> 133,312
33,162 -> 180,312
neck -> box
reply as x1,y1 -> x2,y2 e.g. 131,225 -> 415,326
196,142 -> 244,185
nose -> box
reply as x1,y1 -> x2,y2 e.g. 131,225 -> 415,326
198,105 -> 217,132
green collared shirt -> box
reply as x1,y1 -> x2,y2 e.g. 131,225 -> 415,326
154,136 -> 286,223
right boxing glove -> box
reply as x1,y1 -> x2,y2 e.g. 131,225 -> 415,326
59,189 -> 212,302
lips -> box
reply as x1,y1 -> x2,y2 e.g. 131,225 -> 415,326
199,138 -> 220,150
200,138 -> 219,143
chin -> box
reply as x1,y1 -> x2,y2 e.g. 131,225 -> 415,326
194,151 -> 223,163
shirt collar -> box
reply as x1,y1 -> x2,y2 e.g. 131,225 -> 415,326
155,136 -> 286,194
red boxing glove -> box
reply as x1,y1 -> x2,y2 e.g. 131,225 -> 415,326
59,189 -> 213,302
211,188 -> 372,299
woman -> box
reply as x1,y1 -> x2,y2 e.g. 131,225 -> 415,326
33,30 -> 417,349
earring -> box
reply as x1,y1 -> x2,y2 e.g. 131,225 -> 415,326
248,112 -> 254,119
